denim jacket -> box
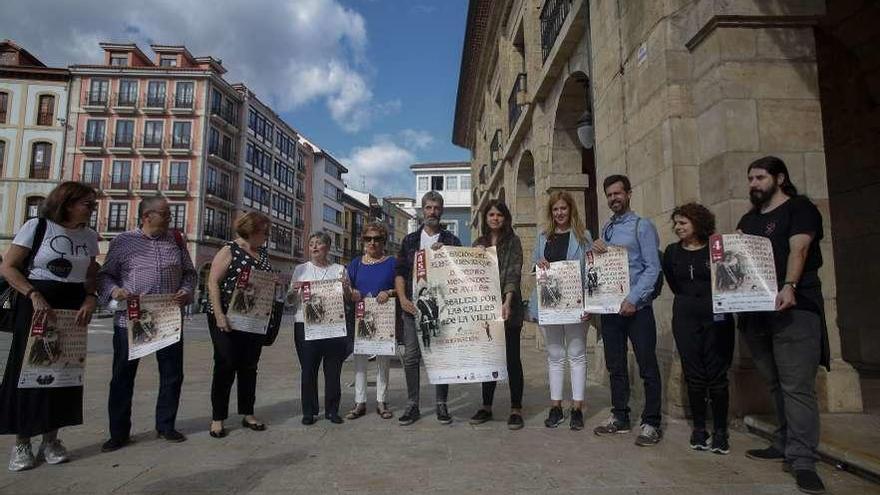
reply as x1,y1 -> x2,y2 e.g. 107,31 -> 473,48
527,229 -> 593,322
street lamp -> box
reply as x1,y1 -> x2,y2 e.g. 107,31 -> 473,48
576,109 -> 594,149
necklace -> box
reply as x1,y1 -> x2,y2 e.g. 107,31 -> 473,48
362,254 -> 387,265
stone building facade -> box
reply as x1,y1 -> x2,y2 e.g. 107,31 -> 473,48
453,0 -> 872,416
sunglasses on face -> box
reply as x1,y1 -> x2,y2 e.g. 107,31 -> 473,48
363,236 -> 386,243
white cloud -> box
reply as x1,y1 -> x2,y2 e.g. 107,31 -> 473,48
341,130 -> 436,196
0,0 -> 388,132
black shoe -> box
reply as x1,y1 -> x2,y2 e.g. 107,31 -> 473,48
469,409 -> 492,425
544,406 -> 564,428
436,403 -> 452,424
398,405 -> 421,426
593,414 -> 631,435
156,430 -> 186,443
634,423 -> 663,446
794,469 -> 826,494
301,415 -> 316,425
746,445 -> 785,461
569,409 -> 584,431
507,413 -> 524,430
689,429 -> 710,451
241,418 -> 266,431
209,428 -> 227,439
100,437 -> 131,453
711,430 -> 730,455
325,414 -> 344,424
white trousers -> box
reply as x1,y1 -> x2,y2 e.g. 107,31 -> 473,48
353,354 -> 390,404
541,323 -> 587,401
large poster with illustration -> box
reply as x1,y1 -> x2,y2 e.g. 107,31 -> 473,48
583,246 -> 630,314
413,246 -> 507,385
126,294 -> 182,360
536,260 -> 583,324
303,279 -> 346,341
227,267 -> 276,334
18,310 -> 86,388
710,233 -> 778,313
353,297 -> 396,356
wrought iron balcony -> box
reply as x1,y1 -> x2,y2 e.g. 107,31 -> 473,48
174,96 -> 194,109
139,179 -> 159,190
490,130 -> 502,175
112,133 -> 134,149
508,73 -> 527,130
141,136 -> 163,149
109,179 -> 130,190
115,92 -> 138,108
145,95 -> 167,109
85,91 -> 108,107
540,0 -> 573,62
167,179 -> 188,191
206,182 -> 232,201
203,223 -> 230,239
83,132 -> 106,148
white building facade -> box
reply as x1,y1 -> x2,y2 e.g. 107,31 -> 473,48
305,139 -> 347,263
410,161 -> 473,246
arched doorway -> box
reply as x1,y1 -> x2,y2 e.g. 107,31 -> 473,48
514,151 -> 536,230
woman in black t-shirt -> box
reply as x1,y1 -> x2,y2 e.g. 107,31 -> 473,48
662,203 -> 734,455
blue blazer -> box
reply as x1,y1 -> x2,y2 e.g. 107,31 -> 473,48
527,229 -> 593,322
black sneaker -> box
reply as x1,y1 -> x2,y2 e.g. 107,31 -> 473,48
544,406 -> 564,428
301,415 -> 316,425
398,405 -> 421,426
156,429 -> 186,443
507,413 -> 524,430
100,437 -> 132,453
794,469 -> 826,494
436,403 -> 452,424
711,430 -> 730,455
689,429 -> 710,451
635,424 -> 662,446
593,414 -> 631,435
746,445 -> 785,461
569,409 -> 584,431
469,409 -> 492,425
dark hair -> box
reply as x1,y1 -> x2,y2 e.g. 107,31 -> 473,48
748,156 -> 799,197
603,174 -> 631,193
670,202 -> 715,243
478,200 -> 514,244
41,181 -> 96,224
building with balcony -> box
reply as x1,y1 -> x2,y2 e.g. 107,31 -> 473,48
234,85 -> 307,273
341,189 -> 370,265
410,161 -> 472,246
0,40 -> 70,251
452,0 -> 875,416
64,42 -> 242,287
386,196 -> 418,235
305,138 -> 347,263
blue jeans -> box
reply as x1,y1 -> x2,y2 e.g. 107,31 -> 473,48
600,306 -> 662,427
108,325 -> 184,439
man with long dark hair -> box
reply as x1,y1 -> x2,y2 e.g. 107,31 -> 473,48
737,156 -> 829,495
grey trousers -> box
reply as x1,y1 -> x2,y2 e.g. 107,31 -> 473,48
402,314 -> 448,407
741,309 -> 822,471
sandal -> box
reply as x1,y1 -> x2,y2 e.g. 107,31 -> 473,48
345,404 -> 367,420
377,402 -> 394,419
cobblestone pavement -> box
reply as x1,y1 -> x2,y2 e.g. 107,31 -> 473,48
0,317 -> 877,494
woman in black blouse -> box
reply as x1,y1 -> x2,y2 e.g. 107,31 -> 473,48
206,212 -> 274,438
662,203 -> 734,455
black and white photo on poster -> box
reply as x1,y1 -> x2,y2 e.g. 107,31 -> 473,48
302,279 -> 346,340
126,294 -> 182,360
227,267 -> 276,334
710,233 -> 778,313
18,310 -> 86,388
353,297 -> 396,356
536,260 -> 583,324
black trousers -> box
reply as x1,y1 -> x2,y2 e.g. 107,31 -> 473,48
671,297 -> 734,431
293,323 -> 347,417
481,322 -> 524,409
109,324 -> 183,439
207,313 -> 265,421
600,306 -> 662,427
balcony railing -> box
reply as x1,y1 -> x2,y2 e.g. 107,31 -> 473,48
206,182 -> 232,201
37,111 -> 54,126
203,223 -> 229,239
83,132 -> 105,148
85,91 -> 108,107
141,136 -> 163,149
139,180 -> 159,190
30,167 -> 50,180
107,222 -> 127,233
508,73 -> 527,130
168,179 -> 188,191
174,96 -> 194,109
489,130 -> 501,175
81,174 -> 101,188
115,92 -> 138,107
112,133 -> 134,149
145,95 -> 167,109
109,179 -> 130,190
171,138 -> 191,150
209,144 -> 233,163
212,104 -> 238,126
540,0 -> 573,62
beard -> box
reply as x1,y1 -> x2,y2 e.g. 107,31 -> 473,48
749,182 -> 778,207
424,216 -> 440,228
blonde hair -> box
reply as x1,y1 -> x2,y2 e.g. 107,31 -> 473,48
235,211 -> 271,240
543,190 -> 587,245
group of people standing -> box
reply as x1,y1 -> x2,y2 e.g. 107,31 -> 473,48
0,155 -> 829,494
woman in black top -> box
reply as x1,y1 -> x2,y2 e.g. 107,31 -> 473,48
662,203 -> 734,454
206,212 -> 274,438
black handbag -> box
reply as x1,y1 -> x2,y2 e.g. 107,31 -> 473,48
0,218 -> 49,332
263,300 -> 284,346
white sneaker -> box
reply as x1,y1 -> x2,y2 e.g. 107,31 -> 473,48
8,442 -> 35,472
37,439 -> 70,465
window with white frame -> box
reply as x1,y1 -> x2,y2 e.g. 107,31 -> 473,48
417,176 -> 428,191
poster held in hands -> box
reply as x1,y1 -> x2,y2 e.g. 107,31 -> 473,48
127,294 -> 182,360
710,233 -> 778,313
18,310 -> 86,388
227,267 -> 276,335
583,246 -> 630,314
413,246 -> 507,385
303,279 -> 346,341
536,260 -> 583,324
353,297 -> 396,356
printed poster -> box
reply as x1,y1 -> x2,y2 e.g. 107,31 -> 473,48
413,246 -> 507,385
303,279 -> 346,340
18,310 -> 86,388
353,297 -> 396,356
127,294 -> 182,360
584,246 -> 630,314
710,233 -> 778,313
536,260 -> 583,325
227,267 -> 276,335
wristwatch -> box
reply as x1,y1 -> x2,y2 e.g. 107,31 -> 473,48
783,281 -> 798,290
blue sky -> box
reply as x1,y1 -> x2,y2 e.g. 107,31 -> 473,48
0,0 -> 470,197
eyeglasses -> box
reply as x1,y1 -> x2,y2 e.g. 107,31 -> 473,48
363,236 -> 385,243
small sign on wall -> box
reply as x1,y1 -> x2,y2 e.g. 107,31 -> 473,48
637,42 -> 648,66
